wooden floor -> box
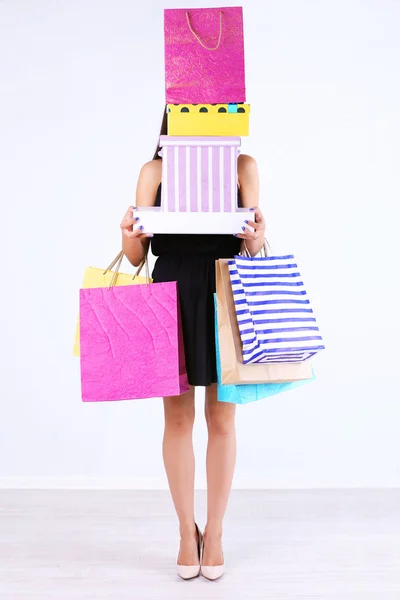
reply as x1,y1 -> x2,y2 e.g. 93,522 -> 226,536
0,489 -> 399,599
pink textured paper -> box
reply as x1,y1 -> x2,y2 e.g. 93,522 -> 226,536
79,282 -> 189,401
164,6 -> 246,104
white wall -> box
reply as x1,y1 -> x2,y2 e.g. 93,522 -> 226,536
1,0 -> 399,489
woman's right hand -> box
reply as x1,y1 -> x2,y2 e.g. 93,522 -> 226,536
120,206 -> 153,240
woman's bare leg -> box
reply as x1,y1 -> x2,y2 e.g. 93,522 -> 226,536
162,386 -> 199,565
203,383 -> 236,565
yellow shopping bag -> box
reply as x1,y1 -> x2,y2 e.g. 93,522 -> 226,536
73,251 -> 150,356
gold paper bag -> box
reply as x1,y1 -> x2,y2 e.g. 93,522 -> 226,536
216,259 -> 313,385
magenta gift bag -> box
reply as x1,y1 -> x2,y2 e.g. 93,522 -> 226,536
164,6 -> 246,104
79,282 -> 190,401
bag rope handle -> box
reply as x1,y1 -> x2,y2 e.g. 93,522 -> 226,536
103,250 -> 124,274
241,239 -> 271,258
103,250 -> 150,290
185,10 -> 223,51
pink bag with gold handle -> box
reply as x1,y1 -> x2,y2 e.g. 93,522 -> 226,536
79,253 -> 189,401
164,6 -> 246,104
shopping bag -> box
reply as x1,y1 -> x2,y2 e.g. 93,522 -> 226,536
72,251 -> 149,357
214,295 -> 315,404
216,259 -> 313,385
164,7 -> 246,104
79,258 -> 189,401
229,254 -> 325,364
167,103 -> 250,137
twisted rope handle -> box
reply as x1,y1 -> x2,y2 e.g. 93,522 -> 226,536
103,251 -> 150,290
103,250 -> 124,273
185,10 -> 223,51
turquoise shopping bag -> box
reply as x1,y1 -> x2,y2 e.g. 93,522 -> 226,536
214,295 -> 315,404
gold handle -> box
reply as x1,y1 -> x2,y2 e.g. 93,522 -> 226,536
103,250 -> 124,274
132,258 -> 146,280
132,255 -> 150,284
103,251 -> 151,290
186,10 -> 223,51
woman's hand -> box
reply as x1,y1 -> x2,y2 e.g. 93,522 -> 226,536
235,207 -> 266,256
235,206 -> 265,241
120,206 -> 153,267
120,206 -> 153,240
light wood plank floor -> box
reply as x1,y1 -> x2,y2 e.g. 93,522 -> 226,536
0,489 -> 399,599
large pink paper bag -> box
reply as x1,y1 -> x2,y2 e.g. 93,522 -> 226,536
164,6 -> 246,104
80,282 -> 189,401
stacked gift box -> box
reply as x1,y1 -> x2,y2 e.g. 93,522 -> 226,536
138,6 -> 253,234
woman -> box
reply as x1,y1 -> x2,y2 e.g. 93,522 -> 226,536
120,111 -> 266,580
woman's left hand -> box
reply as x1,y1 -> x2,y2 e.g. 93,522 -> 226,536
235,206 -> 266,241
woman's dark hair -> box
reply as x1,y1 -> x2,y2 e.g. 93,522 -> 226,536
152,107 -> 168,160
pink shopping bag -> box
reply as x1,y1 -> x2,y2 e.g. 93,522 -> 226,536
79,282 -> 189,401
164,6 -> 246,104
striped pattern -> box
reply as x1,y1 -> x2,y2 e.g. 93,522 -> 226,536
229,255 -> 325,364
159,136 -> 240,213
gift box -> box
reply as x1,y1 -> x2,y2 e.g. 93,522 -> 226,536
159,135 -> 241,213
135,206 -> 252,235
136,136 -> 252,234
167,103 -> 250,136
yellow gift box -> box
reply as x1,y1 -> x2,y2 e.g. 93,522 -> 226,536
167,104 -> 250,137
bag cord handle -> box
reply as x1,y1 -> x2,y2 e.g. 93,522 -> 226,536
185,10 -> 223,51
103,249 -> 150,290
241,239 -> 271,258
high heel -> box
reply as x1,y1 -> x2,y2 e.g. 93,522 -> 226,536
176,522 -> 203,580
200,535 -> 225,581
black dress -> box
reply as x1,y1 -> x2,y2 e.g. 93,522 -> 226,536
151,183 -> 242,387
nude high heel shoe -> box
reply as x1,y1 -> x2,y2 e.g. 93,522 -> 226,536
176,522 -> 203,580
200,535 -> 225,581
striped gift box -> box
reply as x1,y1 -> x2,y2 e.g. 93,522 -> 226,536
228,255 -> 325,364
159,136 -> 241,213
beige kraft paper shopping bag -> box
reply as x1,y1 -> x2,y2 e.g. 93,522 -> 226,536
215,260 -> 313,385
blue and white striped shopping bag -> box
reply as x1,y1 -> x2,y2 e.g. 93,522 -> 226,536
228,255 -> 325,365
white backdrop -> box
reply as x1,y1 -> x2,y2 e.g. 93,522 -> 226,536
0,0 -> 399,489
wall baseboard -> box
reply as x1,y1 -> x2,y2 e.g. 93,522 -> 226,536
0,477 -> 277,490
0,477 -> 172,490
0,477 -> 399,490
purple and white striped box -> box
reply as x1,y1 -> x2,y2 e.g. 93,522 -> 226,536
159,136 -> 241,213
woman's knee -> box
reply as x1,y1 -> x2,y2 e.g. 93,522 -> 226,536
205,386 -> 235,436
163,391 -> 195,434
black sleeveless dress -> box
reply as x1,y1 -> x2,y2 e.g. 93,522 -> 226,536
151,183 -> 242,387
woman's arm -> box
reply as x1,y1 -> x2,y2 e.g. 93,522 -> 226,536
121,160 -> 161,267
236,154 -> 266,256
